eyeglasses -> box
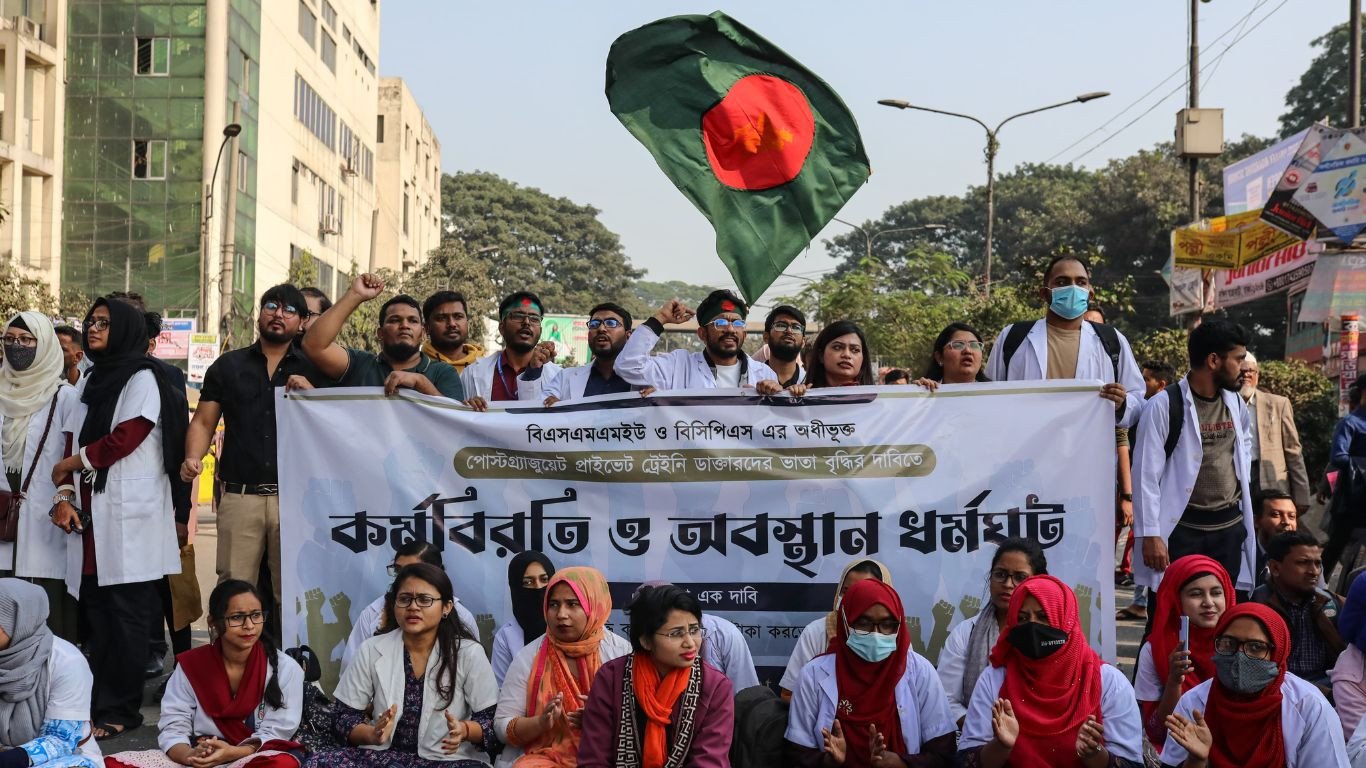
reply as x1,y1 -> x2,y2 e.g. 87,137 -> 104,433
1,334 -> 37,348
655,626 -> 706,641
849,619 -> 902,636
770,321 -> 805,335
506,312 -> 542,325
709,318 -> 746,330
395,593 -> 440,609
990,569 -> 1032,586
224,611 -> 266,628
946,340 -> 985,352
1213,636 -> 1274,660
86,319 -> 111,331
261,301 -> 301,318
586,318 -> 623,330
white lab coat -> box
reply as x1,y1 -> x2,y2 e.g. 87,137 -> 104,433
613,323 -> 776,390
335,629 -> 498,764
0,384 -> 82,594
1132,378 -> 1257,591
779,617 -> 827,692
984,319 -> 1146,428
1169,676 -> 1349,767
460,353 -> 560,403
543,364 -> 641,403
69,370 -> 180,586
339,595 -> 480,677
489,621 -> 527,688
936,612 -> 993,724
157,650 -> 305,751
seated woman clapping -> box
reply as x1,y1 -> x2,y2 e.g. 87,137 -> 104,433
306,563 -> 500,768
1163,602 -> 1349,767
577,584 -> 734,767
106,580 -> 304,768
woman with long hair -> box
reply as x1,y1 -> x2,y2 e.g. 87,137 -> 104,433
801,321 -> 874,389
309,563 -> 500,767
1165,603 -> 1350,766
490,552 -> 556,686
105,580 -> 304,767
577,584 -> 734,767
937,538 -> 1048,726
494,566 -> 630,767
48,297 -> 187,740
784,578 -> 956,768
958,576 -> 1143,767
914,323 -> 990,390
779,559 -> 893,699
1134,555 -> 1233,750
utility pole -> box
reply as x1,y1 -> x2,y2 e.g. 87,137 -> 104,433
218,101 -> 242,344
1188,0 -> 1200,225
1352,0 -> 1362,128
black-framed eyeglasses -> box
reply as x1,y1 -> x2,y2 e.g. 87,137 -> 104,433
655,626 -> 706,641
225,611 -> 266,628
86,319 -> 111,331
709,318 -> 746,329
261,301 -> 301,318
990,569 -> 1031,586
1213,636 -> 1274,660
770,321 -> 805,335
946,340 -> 985,352
587,318 -> 623,330
506,312 -> 542,325
1,334 -> 38,348
395,593 -> 440,609
848,618 -> 902,636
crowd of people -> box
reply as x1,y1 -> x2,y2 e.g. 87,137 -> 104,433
0,250 -> 1363,767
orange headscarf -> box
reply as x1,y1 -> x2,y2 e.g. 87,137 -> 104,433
519,566 -> 612,767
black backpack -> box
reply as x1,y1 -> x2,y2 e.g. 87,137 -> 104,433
999,319 -> 1122,384
1161,383 -> 1184,460
730,685 -> 790,768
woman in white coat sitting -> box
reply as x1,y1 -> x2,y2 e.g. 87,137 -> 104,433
308,563 -> 500,767
105,580 -> 304,767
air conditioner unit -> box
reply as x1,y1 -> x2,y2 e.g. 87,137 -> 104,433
319,215 -> 340,235
340,158 -> 358,177
13,17 -> 38,38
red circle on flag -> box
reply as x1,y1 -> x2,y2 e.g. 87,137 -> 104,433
702,74 -> 815,191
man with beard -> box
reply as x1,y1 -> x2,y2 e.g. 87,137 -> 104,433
302,273 -> 463,401
181,284 -> 325,623
762,305 -> 807,388
615,289 -> 780,392
1133,318 -> 1257,595
421,289 -> 484,373
461,291 -> 561,408
543,302 -> 644,405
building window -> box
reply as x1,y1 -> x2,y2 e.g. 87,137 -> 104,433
242,54 -> 253,99
321,33 -> 336,72
291,161 -> 300,204
342,24 -> 351,43
237,151 -> 249,192
317,260 -> 334,296
135,37 -> 170,76
132,139 -> 167,179
297,0 -> 316,49
402,186 -> 409,235
322,1 -> 337,29
293,74 -> 336,150
376,114 -> 384,143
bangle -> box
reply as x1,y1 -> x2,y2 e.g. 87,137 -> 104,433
1120,493 -> 1133,501
506,717 -> 518,745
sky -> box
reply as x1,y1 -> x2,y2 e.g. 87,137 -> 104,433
380,1 -> 1341,311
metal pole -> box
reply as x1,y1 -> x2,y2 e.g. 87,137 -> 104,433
1352,0 -> 1362,128
984,132 -> 997,298
1188,0 -> 1200,224
218,101 -> 242,344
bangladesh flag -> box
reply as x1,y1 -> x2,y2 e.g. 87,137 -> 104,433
606,11 -> 870,303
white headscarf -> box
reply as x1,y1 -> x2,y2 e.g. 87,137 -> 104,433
1,312 -> 64,475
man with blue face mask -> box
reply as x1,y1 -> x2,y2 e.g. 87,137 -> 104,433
985,255 -> 1146,428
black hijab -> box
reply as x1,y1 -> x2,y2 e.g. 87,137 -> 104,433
79,298 -> 187,493
507,550 -> 555,641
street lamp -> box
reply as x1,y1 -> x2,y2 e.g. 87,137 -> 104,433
832,218 -> 947,264
198,122 -> 242,330
878,92 -> 1109,297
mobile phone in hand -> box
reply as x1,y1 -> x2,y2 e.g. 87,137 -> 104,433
1179,616 -> 1190,652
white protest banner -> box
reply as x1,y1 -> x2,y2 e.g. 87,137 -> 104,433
278,383 -> 1116,694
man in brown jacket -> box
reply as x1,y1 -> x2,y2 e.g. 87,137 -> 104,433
1241,353 -> 1310,513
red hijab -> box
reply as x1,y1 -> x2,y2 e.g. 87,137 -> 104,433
987,575 -> 1104,767
1148,555 -> 1235,695
177,641 -> 267,745
1204,603 -> 1289,768
827,578 -> 909,767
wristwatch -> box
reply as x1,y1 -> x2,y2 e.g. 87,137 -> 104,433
51,490 -> 76,506
1120,492 -> 1133,502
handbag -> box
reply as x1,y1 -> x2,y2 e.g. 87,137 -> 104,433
0,394 -> 60,543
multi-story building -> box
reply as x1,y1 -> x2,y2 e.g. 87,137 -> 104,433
375,76 -> 440,274
0,0 -> 65,289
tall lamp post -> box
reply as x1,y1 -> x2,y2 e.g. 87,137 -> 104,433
832,218 -> 946,263
198,122 -> 242,331
878,92 -> 1109,297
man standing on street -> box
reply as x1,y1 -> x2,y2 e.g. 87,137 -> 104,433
761,305 -> 807,389
303,274 -> 464,399
1240,352 -> 1310,511
615,289 -> 780,393
421,290 -> 484,374
543,303 -> 641,405
1133,318 -> 1257,593
461,291 -> 561,408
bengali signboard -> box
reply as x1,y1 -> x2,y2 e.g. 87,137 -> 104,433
187,333 -> 220,384
151,318 -> 195,360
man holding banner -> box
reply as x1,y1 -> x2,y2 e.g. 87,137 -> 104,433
614,290 -> 780,393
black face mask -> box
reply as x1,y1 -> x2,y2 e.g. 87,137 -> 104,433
1007,621 -> 1069,659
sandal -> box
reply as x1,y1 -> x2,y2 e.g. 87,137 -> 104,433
94,722 -> 134,741
1115,606 -> 1147,621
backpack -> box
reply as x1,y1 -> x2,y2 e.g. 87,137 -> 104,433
284,645 -> 339,754
729,685 -> 789,768
1162,383 -> 1184,460
999,319 -> 1122,384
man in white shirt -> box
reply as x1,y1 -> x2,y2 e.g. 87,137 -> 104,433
760,305 -> 807,389
462,291 -> 562,409
614,290 -> 780,393
544,303 -> 642,405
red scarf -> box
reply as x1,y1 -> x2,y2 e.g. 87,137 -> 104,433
1149,555 -> 1235,695
826,578 -> 908,767
1205,603 -> 1289,768
987,576 -> 1103,768
176,641 -> 267,745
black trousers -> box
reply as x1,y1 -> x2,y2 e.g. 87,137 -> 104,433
150,576 -> 192,663
1169,520 -> 1249,586
81,576 -> 158,727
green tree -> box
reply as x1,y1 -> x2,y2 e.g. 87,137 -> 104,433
0,259 -> 58,319
442,171 -> 644,314
1279,18 -> 1366,135
1131,328 -> 1191,379
1258,358 -> 1339,479
624,279 -> 718,319
400,240 -> 497,344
